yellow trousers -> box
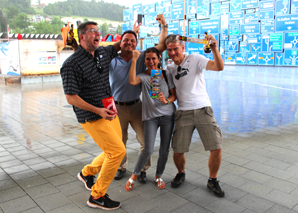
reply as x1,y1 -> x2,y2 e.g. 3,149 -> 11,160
80,116 -> 126,197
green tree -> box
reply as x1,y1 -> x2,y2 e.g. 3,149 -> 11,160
12,27 -> 21,34
116,24 -> 122,35
83,18 -> 88,22
12,13 -> 31,30
51,17 -> 64,34
4,6 -> 19,20
100,22 -> 109,37
33,21 -> 53,34
0,9 -> 8,33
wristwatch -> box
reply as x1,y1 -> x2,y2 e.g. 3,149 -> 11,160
161,24 -> 168,28
166,98 -> 170,104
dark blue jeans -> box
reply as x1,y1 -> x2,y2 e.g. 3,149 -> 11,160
133,114 -> 175,177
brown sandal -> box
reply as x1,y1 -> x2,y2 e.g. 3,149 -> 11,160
155,178 -> 165,190
125,178 -> 135,191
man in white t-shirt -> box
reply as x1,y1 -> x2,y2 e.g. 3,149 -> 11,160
165,34 -> 225,197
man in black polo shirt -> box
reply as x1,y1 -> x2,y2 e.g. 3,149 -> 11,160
60,21 -> 128,210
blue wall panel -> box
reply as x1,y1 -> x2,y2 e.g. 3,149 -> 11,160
124,0 -> 298,66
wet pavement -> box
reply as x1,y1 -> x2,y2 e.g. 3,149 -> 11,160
0,65 -> 298,212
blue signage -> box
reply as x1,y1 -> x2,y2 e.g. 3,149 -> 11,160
284,49 -> 298,66
247,53 -> 258,65
204,53 -> 214,60
275,53 -> 284,65
236,52 -> 247,64
133,3 -> 143,15
188,42 -> 204,54
123,9 -> 132,21
180,21 -> 188,36
122,22 -> 130,32
284,32 -> 298,49
145,12 -> 158,24
219,41 -> 225,54
246,8 -> 257,14
275,0 -> 290,15
187,0 -> 197,14
251,43 -> 261,51
245,12 -> 259,23
168,22 -> 179,34
224,40 -> 229,51
261,33 -> 283,52
197,0 -> 210,19
259,0 -> 274,10
220,28 -> 229,40
228,41 -> 239,51
261,20 -> 274,33
200,19 -> 220,34
275,14 -> 298,32
163,0 -> 171,17
211,3 -> 221,17
229,24 -> 240,35
259,10 -> 274,19
143,4 -> 155,14
156,1 -> 164,13
229,11 -> 244,24
171,3 -> 184,20
240,23 -> 260,34
241,0 -> 259,9
230,0 -> 242,11
258,53 -> 274,65
221,2 -> 230,13
189,21 -> 200,35
225,52 -> 236,64
230,35 -> 242,41
243,34 -> 262,43
292,0 -> 298,14
240,42 -> 250,52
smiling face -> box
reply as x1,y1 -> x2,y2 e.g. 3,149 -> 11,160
79,24 -> 101,52
120,33 -> 137,53
145,52 -> 160,71
166,41 -> 185,65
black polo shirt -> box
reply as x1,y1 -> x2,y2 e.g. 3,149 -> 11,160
60,45 -> 118,123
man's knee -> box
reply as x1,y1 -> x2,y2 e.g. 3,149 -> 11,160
210,149 -> 221,158
173,152 -> 184,158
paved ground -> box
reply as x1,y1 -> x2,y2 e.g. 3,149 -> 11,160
0,66 -> 298,213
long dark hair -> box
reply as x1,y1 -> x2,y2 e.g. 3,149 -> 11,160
144,47 -> 162,69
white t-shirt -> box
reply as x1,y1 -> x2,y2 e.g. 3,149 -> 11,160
166,54 -> 210,110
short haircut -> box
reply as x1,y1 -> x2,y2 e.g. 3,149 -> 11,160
121,30 -> 138,43
78,21 -> 98,37
165,34 -> 183,46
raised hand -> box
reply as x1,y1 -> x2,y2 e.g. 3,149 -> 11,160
156,14 -> 166,25
133,20 -> 142,34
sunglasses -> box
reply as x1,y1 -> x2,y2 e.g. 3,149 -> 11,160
96,57 -> 103,73
85,28 -> 101,34
177,66 -> 181,72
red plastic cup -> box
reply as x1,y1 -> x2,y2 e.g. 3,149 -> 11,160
102,97 -> 118,115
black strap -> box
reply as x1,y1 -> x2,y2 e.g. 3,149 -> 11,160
162,70 -> 169,86
162,70 -> 171,95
